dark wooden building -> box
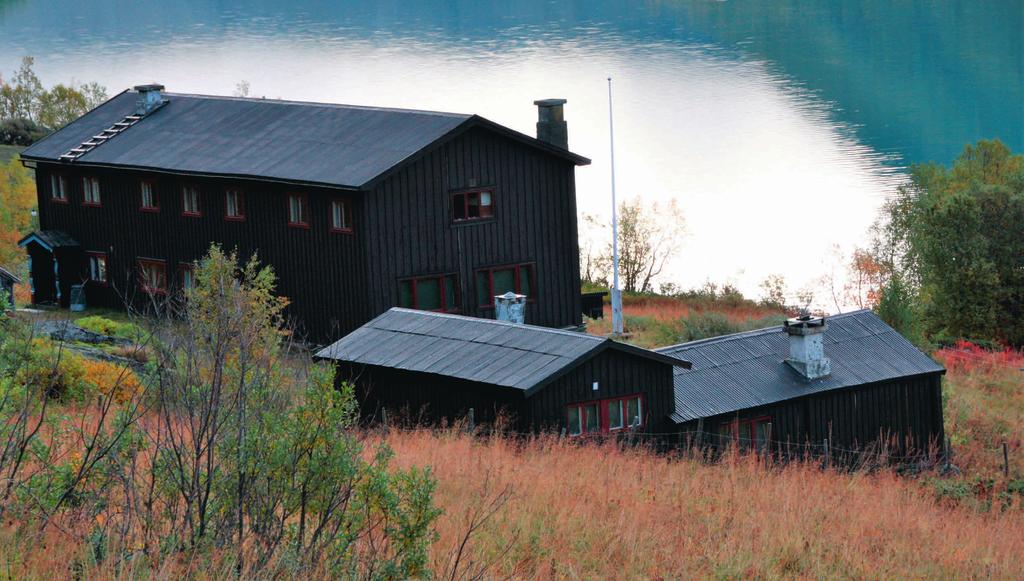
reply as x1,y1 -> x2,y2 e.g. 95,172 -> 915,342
315,308 -> 690,435
656,310 -> 946,457
17,85 -> 590,341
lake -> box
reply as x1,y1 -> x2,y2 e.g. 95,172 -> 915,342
2,0 -> 1020,305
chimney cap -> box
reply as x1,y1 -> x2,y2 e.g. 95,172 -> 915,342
533,98 -> 567,107
133,83 -> 165,92
784,315 -> 827,335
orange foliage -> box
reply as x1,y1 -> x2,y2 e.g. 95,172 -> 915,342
0,158 -> 36,271
81,359 -> 142,403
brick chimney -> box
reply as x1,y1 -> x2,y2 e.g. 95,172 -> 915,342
533,98 -> 568,149
784,315 -> 831,380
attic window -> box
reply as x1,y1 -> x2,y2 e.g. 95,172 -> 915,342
82,176 -> 101,206
140,181 -> 159,212
225,188 -> 245,221
50,174 -> 68,203
287,193 -> 309,228
452,189 -> 494,222
330,198 -> 353,233
182,184 -> 201,217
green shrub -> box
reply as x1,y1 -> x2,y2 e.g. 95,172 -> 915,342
76,315 -> 142,341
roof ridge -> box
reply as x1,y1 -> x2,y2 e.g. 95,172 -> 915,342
656,310 -> 873,354
160,91 -> 471,118
382,307 -> 605,341
364,323 -> 603,361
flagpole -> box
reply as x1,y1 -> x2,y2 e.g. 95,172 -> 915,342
608,77 -> 624,336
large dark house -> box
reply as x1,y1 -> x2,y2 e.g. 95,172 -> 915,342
315,308 -> 690,435
657,310 -> 946,457
18,85 -> 590,341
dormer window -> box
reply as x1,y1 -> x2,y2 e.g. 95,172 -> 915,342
82,176 -> 101,206
50,174 -> 68,203
452,189 -> 494,222
225,188 -> 245,221
140,180 -> 159,212
182,184 -> 201,217
287,193 -> 309,228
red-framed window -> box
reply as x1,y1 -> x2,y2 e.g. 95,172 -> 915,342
138,258 -> 167,295
178,263 -> 196,291
287,192 -> 309,228
452,189 -> 494,222
475,263 -> 535,307
719,416 -> 773,452
87,252 -> 108,286
50,174 -> 68,203
82,176 -> 101,206
398,274 -> 460,313
224,187 -> 245,221
567,394 -> 644,436
182,184 -> 202,217
140,180 -> 159,212
330,198 -> 353,233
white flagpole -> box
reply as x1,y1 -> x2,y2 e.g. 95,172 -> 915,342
607,77 -> 624,336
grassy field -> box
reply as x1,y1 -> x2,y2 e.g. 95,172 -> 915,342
0,144 -> 24,164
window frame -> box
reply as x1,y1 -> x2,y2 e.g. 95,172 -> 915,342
50,174 -> 69,203
181,184 -> 202,217
329,197 -> 354,234
397,273 -> 461,313
566,393 -> 645,436
224,187 -> 246,222
178,262 -> 196,291
137,258 -> 168,295
286,192 -> 310,229
451,188 -> 495,223
720,415 -> 773,452
82,176 -> 102,207
475,263 -> 536,308
86,251 -> 109,287
140,180 -> 159,213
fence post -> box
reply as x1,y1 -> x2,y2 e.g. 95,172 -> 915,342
1003,441 -> 1010,478
823,438 -> 830,470
381,408 -> 388,432
467,408 -> 475,433
560,427 -> 566,440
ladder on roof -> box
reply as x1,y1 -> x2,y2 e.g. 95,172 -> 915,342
58,113 -> 144,162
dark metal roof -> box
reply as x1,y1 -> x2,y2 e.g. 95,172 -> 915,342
0,266 -> 19,284
656,310 -> 945,423
21,89 -> 589,189
17,230 -> 80,251
316,308 -> 686,395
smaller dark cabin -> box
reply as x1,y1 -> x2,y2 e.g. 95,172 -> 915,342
0,266 -> 20,311
316,308 -> 689,435
657,311 -> 946,458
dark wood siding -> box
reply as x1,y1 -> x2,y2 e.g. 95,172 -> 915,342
34,163 -> 370,341
679,373 -> 946,457
361,126 -> 583,330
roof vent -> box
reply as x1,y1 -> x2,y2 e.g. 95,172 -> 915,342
533,98 -> 568,150
134,84 -> 166,115
784,314 -> 831,380
495,291 -> 527,325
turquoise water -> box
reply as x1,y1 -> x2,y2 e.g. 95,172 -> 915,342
2,0 -> 1020,300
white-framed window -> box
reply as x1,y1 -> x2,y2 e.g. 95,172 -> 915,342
182,185 -> 201,216
50,174 -> 68,202
82,176 -> 101,206
330,198 -> 353,232
225,188 -> 245,220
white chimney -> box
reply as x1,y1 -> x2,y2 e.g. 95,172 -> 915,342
784,315 -> 831,380
134,84 -> 166,116
495,291 -> 527,324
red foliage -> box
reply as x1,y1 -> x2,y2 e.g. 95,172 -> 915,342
935,340 -> 1024,373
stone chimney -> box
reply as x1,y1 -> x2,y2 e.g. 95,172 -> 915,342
133,84 -> 166,116
533,98 -> 568,149
495,291 -> 527,324
784,314 -> 831,380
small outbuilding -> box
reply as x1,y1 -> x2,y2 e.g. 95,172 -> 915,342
316,308 -> 690,434
0,266 -> 20,311
657,310 -> 946,457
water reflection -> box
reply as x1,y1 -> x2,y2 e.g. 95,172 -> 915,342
1,0 -> 1019,301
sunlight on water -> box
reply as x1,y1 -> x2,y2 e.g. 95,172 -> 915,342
1,0 -> 1018,306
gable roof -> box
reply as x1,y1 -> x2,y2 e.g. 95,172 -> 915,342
315,308 -> 688,396
0,266 -> 20,284
656,310 -> 945,423
21,90 -> 589,189
17,230 -> 80,252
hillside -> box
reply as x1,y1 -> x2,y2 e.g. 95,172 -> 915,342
0,144 -> 23,164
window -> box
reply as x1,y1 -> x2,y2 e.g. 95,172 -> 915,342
138,259 -> 167,294
398,274 -> 460,313
225,188 -> 245,221
330,198 -> 353,233
475,263 -> 535,307
287,193 -> 309,228
566,394 -> 644,436
452,189 -> 494,222
82,176 -> 101,206
140,181 -> 159,212
182,184 -> 201,216
50,174 -> 68,203
87,252 -> 108,285
178,263 -> 195,290
720,416 -> 773,452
